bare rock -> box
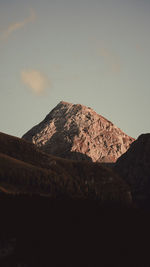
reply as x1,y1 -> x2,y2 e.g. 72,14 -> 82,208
22,101 -> 134,162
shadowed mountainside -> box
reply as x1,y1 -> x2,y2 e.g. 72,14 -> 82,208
115,133 -> 150,208
1,132 -> 150,266
0,132 -> 132,204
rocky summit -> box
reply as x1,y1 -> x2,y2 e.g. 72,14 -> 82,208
22,101 -> 135,162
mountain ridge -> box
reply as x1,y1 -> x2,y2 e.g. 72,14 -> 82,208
115,133 -> 150,207
0,131 -> 132,205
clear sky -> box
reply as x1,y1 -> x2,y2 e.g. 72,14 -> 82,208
0,0 -> 150,139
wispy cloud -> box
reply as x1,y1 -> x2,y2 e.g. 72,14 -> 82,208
0,9 -> 36,41
98,46 -> 121,74
21,69 -> 50,95
135,44 -> 142,52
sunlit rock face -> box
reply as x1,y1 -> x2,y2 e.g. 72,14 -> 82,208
22,101 -> 134,162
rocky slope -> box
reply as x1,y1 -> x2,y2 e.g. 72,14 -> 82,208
115,134 -> 150,207
22,101 -> 135,162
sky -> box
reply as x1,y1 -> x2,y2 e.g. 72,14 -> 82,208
0,0 -> 150,139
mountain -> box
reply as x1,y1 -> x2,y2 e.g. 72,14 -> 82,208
115,134 -> 150,207
1,132 -> 150,267
0,132 -> 132,204
22,101 -> 135,162
0,132 -> 133,266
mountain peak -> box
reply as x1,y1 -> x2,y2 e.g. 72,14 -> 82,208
22,101 -> 135,162
57,100 -> 91,111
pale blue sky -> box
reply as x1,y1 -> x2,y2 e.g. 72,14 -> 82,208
0,0 -> 150,138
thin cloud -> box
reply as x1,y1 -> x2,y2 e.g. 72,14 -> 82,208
97,46 -> 121,74
136,44 -> 142,52
21,69 -> 50,95
0,9 -> 36,41
52,64 -> 62,72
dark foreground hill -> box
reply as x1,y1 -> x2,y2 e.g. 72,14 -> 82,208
115,133 -> 150,208
22,101 -> 134,162
0,132 -> 131,204
0,132 -> 150,266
